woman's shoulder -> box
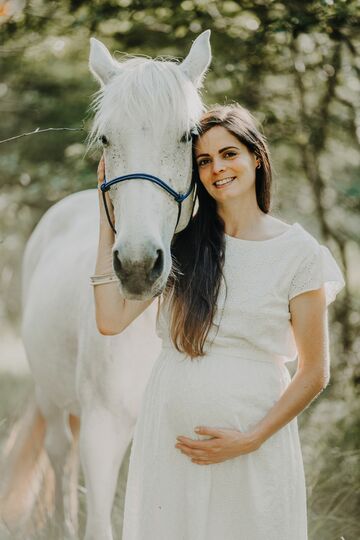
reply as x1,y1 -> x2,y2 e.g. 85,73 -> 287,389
223,217 -> 321,259
290,221 -> 322,254
264,215 -> 292,236
260,217 -> 322,254
267,216 -> 319,245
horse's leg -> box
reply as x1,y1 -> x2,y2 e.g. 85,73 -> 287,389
37,390 -> 78,539
68,415 -> 80,535
80,406 -> 133,540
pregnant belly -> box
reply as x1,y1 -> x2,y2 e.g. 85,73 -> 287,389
156,348 -> 290,437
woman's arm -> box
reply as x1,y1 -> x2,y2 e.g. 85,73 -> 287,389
249,286 -> 329,446
93,157 -> 154,335
174,286 -> 330,464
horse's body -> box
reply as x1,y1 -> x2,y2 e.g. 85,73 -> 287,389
1,31 -> 211,540
22,190 -> 160,421
23,189 -> 159,418
22,189 -> 161,539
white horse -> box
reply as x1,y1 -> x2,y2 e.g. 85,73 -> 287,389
0,30 -> 211,540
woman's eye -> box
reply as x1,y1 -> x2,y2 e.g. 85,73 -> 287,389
99,135 -> 109,146
224,151 -> 237,158
198,159 -> 209,167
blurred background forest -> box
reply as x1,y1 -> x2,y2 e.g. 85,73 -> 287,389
0,0 -> 359,539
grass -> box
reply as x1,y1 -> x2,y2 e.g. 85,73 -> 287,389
0,373 -> 130,540
0,372 -> 359,540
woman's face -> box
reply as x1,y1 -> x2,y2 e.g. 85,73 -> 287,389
194,125 -> 259,203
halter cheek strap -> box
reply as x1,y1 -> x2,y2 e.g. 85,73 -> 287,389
100,173 -> 196,235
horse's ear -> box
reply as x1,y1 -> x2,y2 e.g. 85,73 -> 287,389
180,30 -> 212,88
89,37 -> 119,86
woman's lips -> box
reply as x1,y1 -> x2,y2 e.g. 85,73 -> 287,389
213,177 -> 235,189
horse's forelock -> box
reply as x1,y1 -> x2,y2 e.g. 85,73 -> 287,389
87,56 -> 203,150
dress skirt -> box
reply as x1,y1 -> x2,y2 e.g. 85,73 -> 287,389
122,346 -> 308,540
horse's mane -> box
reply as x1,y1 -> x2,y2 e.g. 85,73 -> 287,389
87,55 -> 203,150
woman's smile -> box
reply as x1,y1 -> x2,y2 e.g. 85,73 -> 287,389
213,176 -> 236,188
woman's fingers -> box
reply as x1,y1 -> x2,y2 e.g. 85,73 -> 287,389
97,155 -> 105,186
96,156 -> 115,225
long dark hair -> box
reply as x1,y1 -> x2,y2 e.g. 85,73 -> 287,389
164,104 -> 273,359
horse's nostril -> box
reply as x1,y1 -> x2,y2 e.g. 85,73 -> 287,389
150,249 -> 164,281
113,246 -> 164,284
113,249 -> 122,273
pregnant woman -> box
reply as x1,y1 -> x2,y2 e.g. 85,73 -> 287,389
93,104 -> 345,540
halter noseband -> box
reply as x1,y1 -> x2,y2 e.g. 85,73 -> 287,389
100,172 -> 197,235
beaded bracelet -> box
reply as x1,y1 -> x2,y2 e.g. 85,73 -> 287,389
90,272 -> 118,286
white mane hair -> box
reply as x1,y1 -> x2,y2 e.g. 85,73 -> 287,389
88,55 -> 204,149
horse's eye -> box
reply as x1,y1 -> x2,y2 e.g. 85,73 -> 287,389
180,127 -> 199,143
180,132 -> 192,143
99,135 -> 109,146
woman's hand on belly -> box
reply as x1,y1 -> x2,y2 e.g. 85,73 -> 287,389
175,426 -> 261,465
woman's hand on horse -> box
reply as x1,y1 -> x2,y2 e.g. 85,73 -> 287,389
97,155 -> 115,223
97,154 -> 105,187
175,426 -> 262,465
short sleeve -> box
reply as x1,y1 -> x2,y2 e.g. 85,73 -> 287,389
288,243 -> 345,306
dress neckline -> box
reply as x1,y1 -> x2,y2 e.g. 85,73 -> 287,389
224,222 -> 300,245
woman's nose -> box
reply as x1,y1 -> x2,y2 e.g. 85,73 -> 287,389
213,158 -> 225,174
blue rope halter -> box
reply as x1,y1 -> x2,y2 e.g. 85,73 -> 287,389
100,172 -> 196,235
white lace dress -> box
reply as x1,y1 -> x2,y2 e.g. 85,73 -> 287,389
122,222 -> 345,540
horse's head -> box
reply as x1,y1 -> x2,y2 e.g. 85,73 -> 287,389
89,31 -> 211,300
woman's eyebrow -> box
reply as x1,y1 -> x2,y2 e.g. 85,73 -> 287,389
195,146 -> 240,159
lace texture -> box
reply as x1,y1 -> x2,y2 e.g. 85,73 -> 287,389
288,243 -> 345,306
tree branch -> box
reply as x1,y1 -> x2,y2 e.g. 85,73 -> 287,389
0,126 -> 85,145
290,35 -> 352,352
